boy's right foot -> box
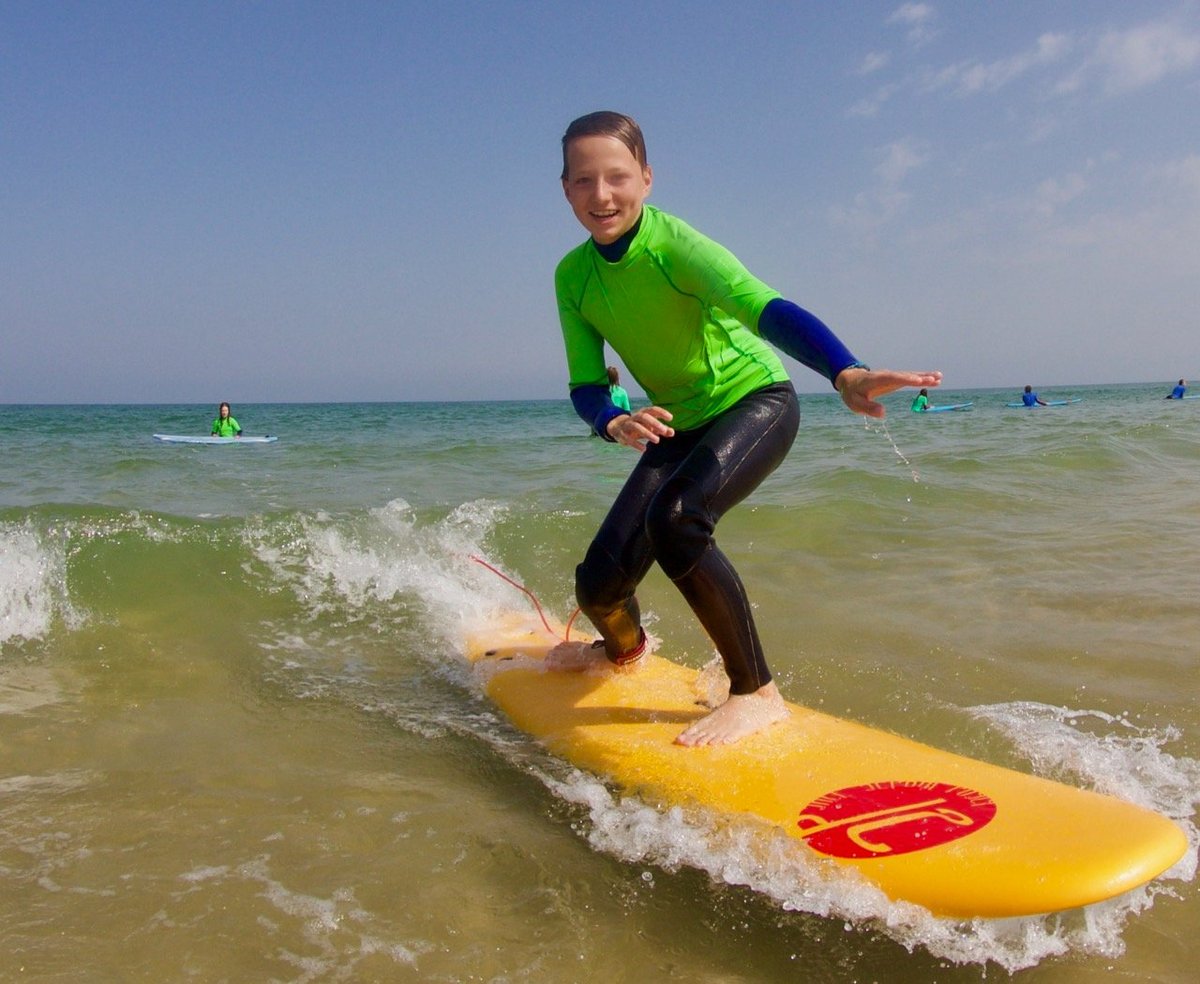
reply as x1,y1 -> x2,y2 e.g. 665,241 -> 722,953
544,639 -> 605,671
545,638 -> 645,673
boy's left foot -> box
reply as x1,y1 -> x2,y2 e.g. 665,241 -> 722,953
675,682 -> 788,747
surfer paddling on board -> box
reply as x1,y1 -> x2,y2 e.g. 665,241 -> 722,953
547,111 -> 941,747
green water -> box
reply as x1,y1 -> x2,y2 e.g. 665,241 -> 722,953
1,388 -> 1197,980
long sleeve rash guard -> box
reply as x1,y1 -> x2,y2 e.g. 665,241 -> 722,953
559,207 -> 860,438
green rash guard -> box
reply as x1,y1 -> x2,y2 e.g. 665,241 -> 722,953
555,205 -> 789,432
211,416 -> 241,437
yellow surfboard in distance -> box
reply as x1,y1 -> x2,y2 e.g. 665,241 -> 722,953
465,617 -> 1187,919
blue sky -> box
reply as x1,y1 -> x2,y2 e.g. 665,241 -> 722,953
3,1 -> 1198,403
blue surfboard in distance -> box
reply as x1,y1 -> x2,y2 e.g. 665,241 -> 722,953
153,434 -> 278,444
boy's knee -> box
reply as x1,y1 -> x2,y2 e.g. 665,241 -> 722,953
575,549 -> 625,612
646,485 -> 712,579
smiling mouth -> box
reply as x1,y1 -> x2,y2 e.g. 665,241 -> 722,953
590,210 -> 619,220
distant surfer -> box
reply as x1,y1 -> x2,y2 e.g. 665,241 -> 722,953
547,111 -> 941,747
607,366 -> 632,412
911,388 -> 932,412
1021,385 -> 1048,407
211,402 -> 242,438
1165,379 -> 1187,399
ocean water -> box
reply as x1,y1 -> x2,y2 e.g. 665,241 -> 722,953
1,385 -> 1198,982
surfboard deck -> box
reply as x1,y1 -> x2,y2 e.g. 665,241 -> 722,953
153,434 -> 278,444
924,402 -> 973,412
1004,399 -> 1083,408
466,616 -> 1186,919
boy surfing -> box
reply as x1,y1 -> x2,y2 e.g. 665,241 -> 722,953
549,111 -> 940,747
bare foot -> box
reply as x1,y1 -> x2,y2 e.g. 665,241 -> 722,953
545,639 -> 645,675
674,681 -> 788,747
544,639 -> 604,671
692,656 -> 731,709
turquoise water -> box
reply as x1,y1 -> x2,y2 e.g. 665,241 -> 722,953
2,385 -> 1198,981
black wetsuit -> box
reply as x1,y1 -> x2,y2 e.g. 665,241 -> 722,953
560,210 -> 860,694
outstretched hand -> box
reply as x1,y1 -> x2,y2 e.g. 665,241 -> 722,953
834,367 -> 943,418
606,406 -> 675,451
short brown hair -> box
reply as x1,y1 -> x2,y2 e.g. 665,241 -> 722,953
561,111 -> 648,181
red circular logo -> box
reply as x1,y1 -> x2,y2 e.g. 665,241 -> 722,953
797,781 -> 997,859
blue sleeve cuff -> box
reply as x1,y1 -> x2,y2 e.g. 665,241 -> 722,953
570,384 -> 628,440
758,298 -> 861,388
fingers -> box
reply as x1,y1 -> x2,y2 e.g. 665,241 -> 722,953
905,370 -> 943,389
637,405 -> 675,426
840,369 -> 943,419
843,392 -> 887,419
868,369 -> 943,395
610,406 -> 674,450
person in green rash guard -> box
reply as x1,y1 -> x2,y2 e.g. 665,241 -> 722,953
547,110 -> 942,748
211,402 -> 242,438
606,366 -> 632,412
911,388 -> 932,412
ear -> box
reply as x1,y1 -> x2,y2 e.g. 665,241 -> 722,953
562,177 -> 570,200
643,164 -> 653,195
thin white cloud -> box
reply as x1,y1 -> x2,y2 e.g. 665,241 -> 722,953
857,13 -> 1200,119
1058,18 -> 1200,95
1150,152 -> 1200,199
831,138 -> 931,242
1016,164 -> 1200,280
928,32 -> 1073,96
888,3 -> 938,46
1032,172 -> 1089,217
858,51 -> 891,75
1026,115 -> 1061,144
876,137 -> 931,185
829,187 -> 913,244
848,81 -> 900,117
926,153 -> 1198,276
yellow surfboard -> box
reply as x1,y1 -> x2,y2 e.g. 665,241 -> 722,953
466,616 -> 1187,919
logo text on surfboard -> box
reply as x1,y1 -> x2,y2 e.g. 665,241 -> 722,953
797,781 -> 997,859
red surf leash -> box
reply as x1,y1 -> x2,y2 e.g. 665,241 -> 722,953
468,555 -> 581,641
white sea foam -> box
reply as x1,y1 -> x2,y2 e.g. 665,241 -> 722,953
177,856 -> 423,976
249,497 -> 551,642
251,502 -> 1199,972
0,521 -> 72,646
536,766 -> 1176,973
0,770 -> 98,795
967,701 -> 1200,881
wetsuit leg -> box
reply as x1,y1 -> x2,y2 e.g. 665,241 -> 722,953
575,383 -> 799,687
646,383 -> 800,693
574,446 -> 675,658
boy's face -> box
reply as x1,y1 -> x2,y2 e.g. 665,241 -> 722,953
562,135 -> 652,244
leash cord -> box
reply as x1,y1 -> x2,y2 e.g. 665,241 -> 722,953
468,554 -> 580,641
